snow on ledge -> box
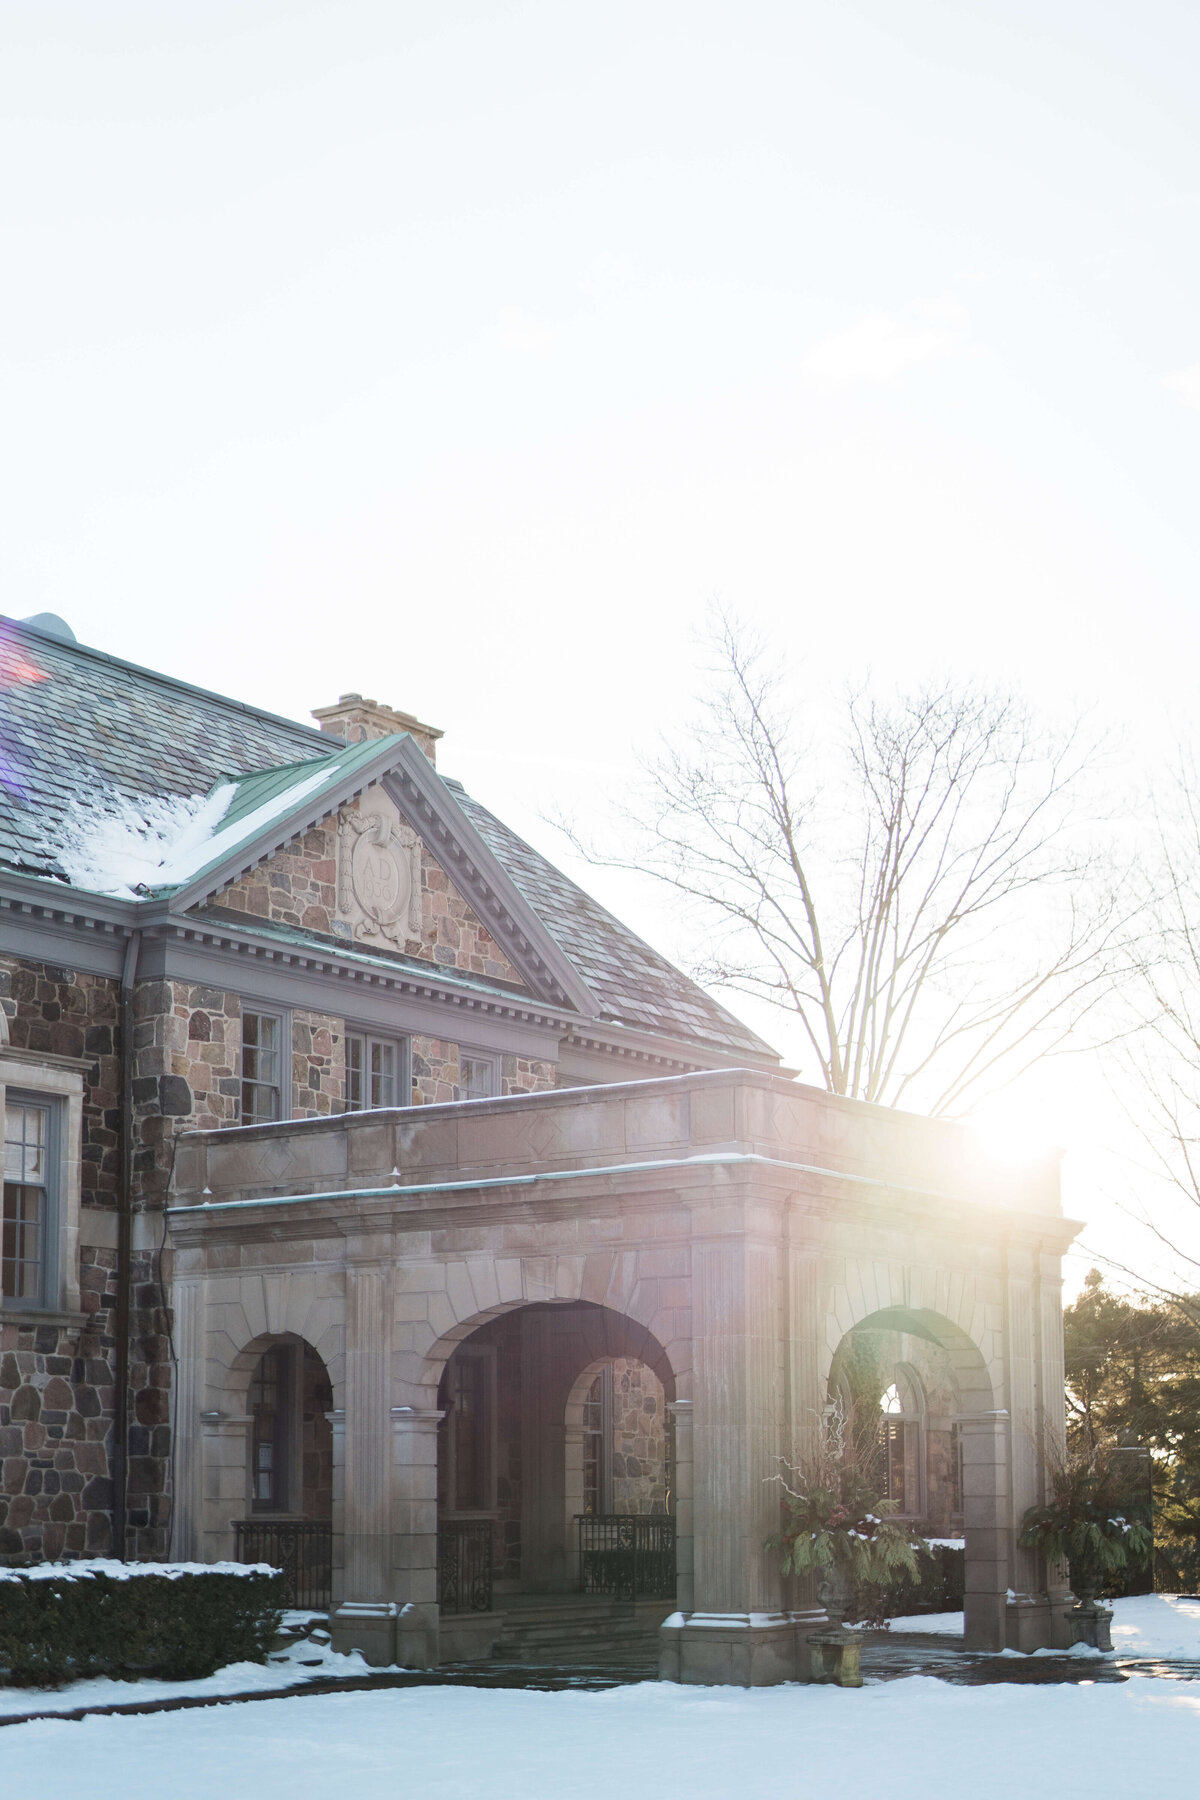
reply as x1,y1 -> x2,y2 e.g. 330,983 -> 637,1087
0,1558 -> 278,1583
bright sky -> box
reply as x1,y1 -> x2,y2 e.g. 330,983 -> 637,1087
4,1 -> 1200,1293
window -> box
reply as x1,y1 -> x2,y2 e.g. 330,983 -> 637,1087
458,1055 -> 496,1102
582,1366 -> 614,1516
346,1032 -> 405,1111
242,1010 -> 284,1124
439,1347 -> 495,1513
250,1345 -> 292,1512
3,1098 -> 52,1304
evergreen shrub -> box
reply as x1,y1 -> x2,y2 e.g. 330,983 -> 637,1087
0,1562 -> 286,1687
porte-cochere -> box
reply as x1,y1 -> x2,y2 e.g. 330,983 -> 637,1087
168,1067 -> 1077,1683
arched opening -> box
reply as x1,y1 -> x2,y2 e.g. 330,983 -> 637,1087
234,1333 -> 334,1609
826,1305 -> 1001,1647
433,1302 -> 677,1615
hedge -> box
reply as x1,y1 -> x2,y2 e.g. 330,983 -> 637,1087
0,1560 -> 287,1686
850,1541 -> 965,1626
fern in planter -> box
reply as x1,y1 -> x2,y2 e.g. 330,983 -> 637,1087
770,1408 -> 925,1626
1018,1452 -> 1152,1606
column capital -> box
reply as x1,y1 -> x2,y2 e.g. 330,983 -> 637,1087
390,1405 -> 445,1429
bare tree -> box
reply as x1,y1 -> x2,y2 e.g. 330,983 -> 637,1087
1104,756 -> 1200,1319
566,616 -> 1130,1116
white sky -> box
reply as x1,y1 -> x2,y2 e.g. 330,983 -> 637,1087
5,1 -> 1200,1293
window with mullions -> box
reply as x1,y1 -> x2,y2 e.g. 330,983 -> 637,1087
3,1099 -> 52,1305
582,1366 -> 614,1515
250,1345 -> 292,1512
346,1033 -> 404,1111
242,1010 -> 284,1124
458,1055 -> 495,1102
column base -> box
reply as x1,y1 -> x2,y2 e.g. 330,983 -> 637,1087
1005,1595 -> 1057,1653
659,1610 -> 824,1686
331,1601 -> 398,1666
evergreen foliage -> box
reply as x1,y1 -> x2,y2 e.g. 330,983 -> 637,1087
1065,1271 -> 1200,1586
0,1565 -> 286,1687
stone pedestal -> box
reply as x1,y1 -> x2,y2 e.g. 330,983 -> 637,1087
808,1627 -> 863,1687
1004,1595 -> 1055,1652
1066,1601 -> 1113,1651
332,1600 -> 397,1665
659,1611 -> 804,1686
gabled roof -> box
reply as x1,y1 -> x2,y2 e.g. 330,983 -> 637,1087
0,613 -> 780,1063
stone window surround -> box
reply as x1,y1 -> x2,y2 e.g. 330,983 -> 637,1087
0,1045 -> 84,1323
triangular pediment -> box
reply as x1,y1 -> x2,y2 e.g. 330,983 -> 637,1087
170,734 -> 598,1014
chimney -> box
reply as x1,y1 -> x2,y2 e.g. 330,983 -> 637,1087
312,693 -> 443,765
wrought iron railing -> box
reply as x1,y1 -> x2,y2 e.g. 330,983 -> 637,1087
234,1519 -> 332,1611
578,1514 -> 676,1601
438,1519 -> 494,1614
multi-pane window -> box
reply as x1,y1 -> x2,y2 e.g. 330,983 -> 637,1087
346,1033 -> 402,1111
582,1366 -> 614,1516
3,1100 -> 50,1304
458,1056 -> 495,1102
250,1345 -> 291,1512
242,1010 -> 283,1124
444,1350 -> 492,1512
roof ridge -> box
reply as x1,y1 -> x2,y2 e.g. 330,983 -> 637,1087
0,613 -> 340,751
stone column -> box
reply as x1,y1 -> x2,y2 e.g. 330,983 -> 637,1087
662,1206 -> 797,1685
1036,1249 -> 1074,1648
390,1406 -> 443,1668
332,1259 -> 395,1664
960,1410 -> 1010,1651
1005,1252 -> 1053,1651
783,1243 -> 825,1630
199,1412 -> 252,1564
326,1408 -> 346,1608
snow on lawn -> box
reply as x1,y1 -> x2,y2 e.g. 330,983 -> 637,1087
6,1676 -> 1200,1800
0,1630 -> 374,1719
884,1594 -> 1200,1658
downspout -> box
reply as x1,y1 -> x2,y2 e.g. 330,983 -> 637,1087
114,929 -> 141,1562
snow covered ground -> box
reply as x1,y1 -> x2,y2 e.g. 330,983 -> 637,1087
5,1675 -> 1200,1800
884,1593 -> 1200,1657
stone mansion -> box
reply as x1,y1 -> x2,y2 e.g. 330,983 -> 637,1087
0,612 -> 1077,1683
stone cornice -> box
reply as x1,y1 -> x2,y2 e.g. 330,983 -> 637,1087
166,1147 -> 1080,1256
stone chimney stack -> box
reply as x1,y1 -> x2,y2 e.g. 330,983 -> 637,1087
312,694 -> 443,765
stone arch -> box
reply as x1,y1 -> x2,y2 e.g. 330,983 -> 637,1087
205,1271 -> 345,1412
227,1330 -> 336,1524
823,1303 -> 1005,1648
431,1300 -> 679,1597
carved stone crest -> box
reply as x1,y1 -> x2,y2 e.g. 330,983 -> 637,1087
337,802 -> 422,947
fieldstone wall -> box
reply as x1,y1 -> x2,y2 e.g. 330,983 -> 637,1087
0,957 -> 122,1210
501,1055 -> 556,1096
218,821 -> 338,935
207,794 -> 526,988
292,1010 -> 344,1119
610,1358 -> 670,1516
0,1246 -> 117,1563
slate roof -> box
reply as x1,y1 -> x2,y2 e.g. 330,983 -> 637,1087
455,790 -> 775,1058
0,613 -> 778,1062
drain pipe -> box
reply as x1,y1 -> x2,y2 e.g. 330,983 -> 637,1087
114,929 -> 141,1562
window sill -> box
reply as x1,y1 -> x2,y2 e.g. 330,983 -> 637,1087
0,1306 -> 87,1329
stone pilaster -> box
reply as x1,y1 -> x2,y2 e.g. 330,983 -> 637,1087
960,1411 -> 1010,1651
340,1261 -> 392,1601
170,1277 -> 203,1560
390,1406 -> 443,1668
